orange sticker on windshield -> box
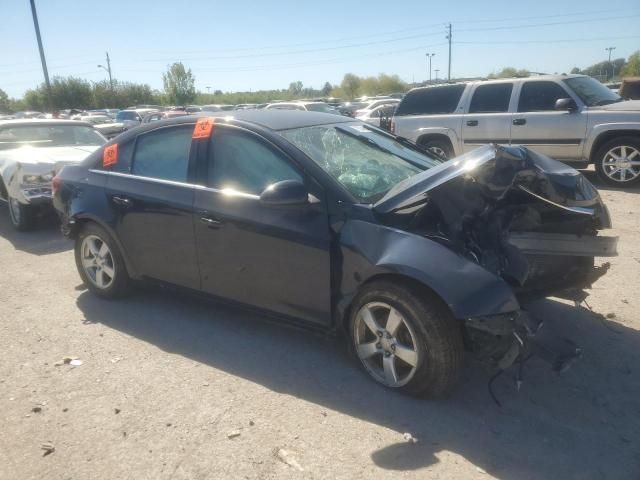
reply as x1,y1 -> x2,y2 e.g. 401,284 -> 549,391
103,144 -> 118,167
192,117 -> 215,139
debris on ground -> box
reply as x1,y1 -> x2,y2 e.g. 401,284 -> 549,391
41,443 -> 55,457
276,448 -> 304,471
31,406 -> 42,413
227,430 -> 241,439
114,408 -> 121,414
606,313 -> 616,319
476,466 -> 487,474
54,356 -> 82,367
403,432 -> 418,444
249,420 -> 255,426
110,357 -> 122,363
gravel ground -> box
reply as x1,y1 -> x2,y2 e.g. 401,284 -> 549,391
1,171 -> 639,480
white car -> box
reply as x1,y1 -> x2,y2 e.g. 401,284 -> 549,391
265,101 -> 338,114
353,98 -> 400,118
115,108 -> 158,130
0,119 -> 106,230
356,103 -> 398,128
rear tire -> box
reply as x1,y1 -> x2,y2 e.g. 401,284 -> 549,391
7,196 -> 35,231
420,138 -> 453,160
75,222 -> 132,299
594,136 -> 640,187
349,280 -> 464,398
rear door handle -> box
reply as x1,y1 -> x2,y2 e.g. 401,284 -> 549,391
466,120 -> 478,126
111,195 -> 132,208
513,118 -> 527,126
198,212 -> 223,228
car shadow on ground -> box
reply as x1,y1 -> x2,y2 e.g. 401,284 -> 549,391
76,288 -> 640,479
0,205 -> 71,255
581,169 -> 640,194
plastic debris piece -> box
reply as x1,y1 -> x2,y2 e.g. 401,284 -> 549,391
69,359 -> 83,366
227,430 -> 241,439
403,432 -> 418,444
41,443 -> 55,456
276,448 -> 304,471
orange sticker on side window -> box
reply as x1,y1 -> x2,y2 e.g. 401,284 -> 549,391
192,117 -> 215,139
103,144 -> 118,167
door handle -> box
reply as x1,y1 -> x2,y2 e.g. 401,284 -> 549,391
513,118 -> 527,126
111,195 -> 132,208
466,120 -> 478,126
199,213 -> 222,228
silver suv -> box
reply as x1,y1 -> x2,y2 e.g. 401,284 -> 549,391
392,75 -> 640,186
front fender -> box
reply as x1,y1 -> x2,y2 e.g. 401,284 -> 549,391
338,220 -> 519,321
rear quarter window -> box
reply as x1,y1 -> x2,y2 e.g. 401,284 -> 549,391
395,84 -> 466,116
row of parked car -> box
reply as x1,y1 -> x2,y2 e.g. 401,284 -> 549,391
0,77 -> 626,397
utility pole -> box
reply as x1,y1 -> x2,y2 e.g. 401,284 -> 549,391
605,46 -> 616,81
29,0 -> 52,111
446,23 -> 452,81
426,53 -> 435,84
98,52 -> 113,90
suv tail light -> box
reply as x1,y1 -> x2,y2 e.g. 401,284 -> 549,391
52,175 -> 62,195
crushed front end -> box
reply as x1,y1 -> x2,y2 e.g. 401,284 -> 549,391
374,144 -> 617,374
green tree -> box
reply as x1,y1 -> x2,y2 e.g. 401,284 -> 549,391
570,67 -> 581,74
288,81 -> 303,96
621,51 -> 640,77
163,62 -> 196,105
341,73 -> 361,99
321,82 -> 332,96
0,88 -> 10,113
487,67 -> 530,79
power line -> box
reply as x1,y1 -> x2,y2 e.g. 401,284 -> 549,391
457,13 -> 640,33
454,34 -> 640,45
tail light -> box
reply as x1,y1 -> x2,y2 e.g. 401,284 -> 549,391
52,175 -> 62,195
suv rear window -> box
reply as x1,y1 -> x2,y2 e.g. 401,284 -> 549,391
469,83 -> 513,113
395,84 -> 465,116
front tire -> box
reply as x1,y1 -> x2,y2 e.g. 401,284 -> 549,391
349,280 -> 464,398
595,137 -> 640,187
7,196 -> 35,231
75,223 -> 132,299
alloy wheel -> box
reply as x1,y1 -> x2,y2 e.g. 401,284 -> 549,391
353,301 -> 420,387
428,146 -> 447,158
80,235 -> 116,289
601,145 -> 640,183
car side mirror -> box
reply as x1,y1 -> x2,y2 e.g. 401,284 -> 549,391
260,180 -> 309,206
555,98 -> 578,112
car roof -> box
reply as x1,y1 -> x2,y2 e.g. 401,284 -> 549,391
109,110 -> 353,144
0,118 -> 94,128
406,74 -> 588,94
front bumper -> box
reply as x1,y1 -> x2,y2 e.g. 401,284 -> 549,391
19,184 -> 52,205
465,310 -> 581,373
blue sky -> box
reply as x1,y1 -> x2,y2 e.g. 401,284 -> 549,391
1,0 -> 639,97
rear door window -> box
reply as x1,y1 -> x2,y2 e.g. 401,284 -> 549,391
208,128 -> 302,195
518,81 -> 569,112
395,84 -> 465,116
131,125 -> 193,182
469,83 -> 513,113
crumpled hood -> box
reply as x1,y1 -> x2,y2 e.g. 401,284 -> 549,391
590,99 -> 640,111
0,145 -> 99,167
374,144 -> 602,217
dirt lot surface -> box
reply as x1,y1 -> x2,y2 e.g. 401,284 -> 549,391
1,171 -> 639,480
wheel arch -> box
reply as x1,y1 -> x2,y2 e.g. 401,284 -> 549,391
589,129 -> 640,163
72,214 -> 140,279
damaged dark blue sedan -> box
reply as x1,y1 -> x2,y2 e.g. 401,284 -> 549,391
53,110 -> 617,397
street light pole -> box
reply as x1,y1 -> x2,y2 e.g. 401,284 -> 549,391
605,46 -> 616,81
426,53 -> 435,84
97,52 -> 113,90
29,0 -> 52,111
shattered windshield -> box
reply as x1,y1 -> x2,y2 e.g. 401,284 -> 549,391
280,123 -> 440,202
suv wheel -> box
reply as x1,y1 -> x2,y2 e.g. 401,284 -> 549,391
7,196 -> 35,231
595,136 -> 640,187
75,223 -> 132,299
421,139 -> 453,160
349,280 -> 463,398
